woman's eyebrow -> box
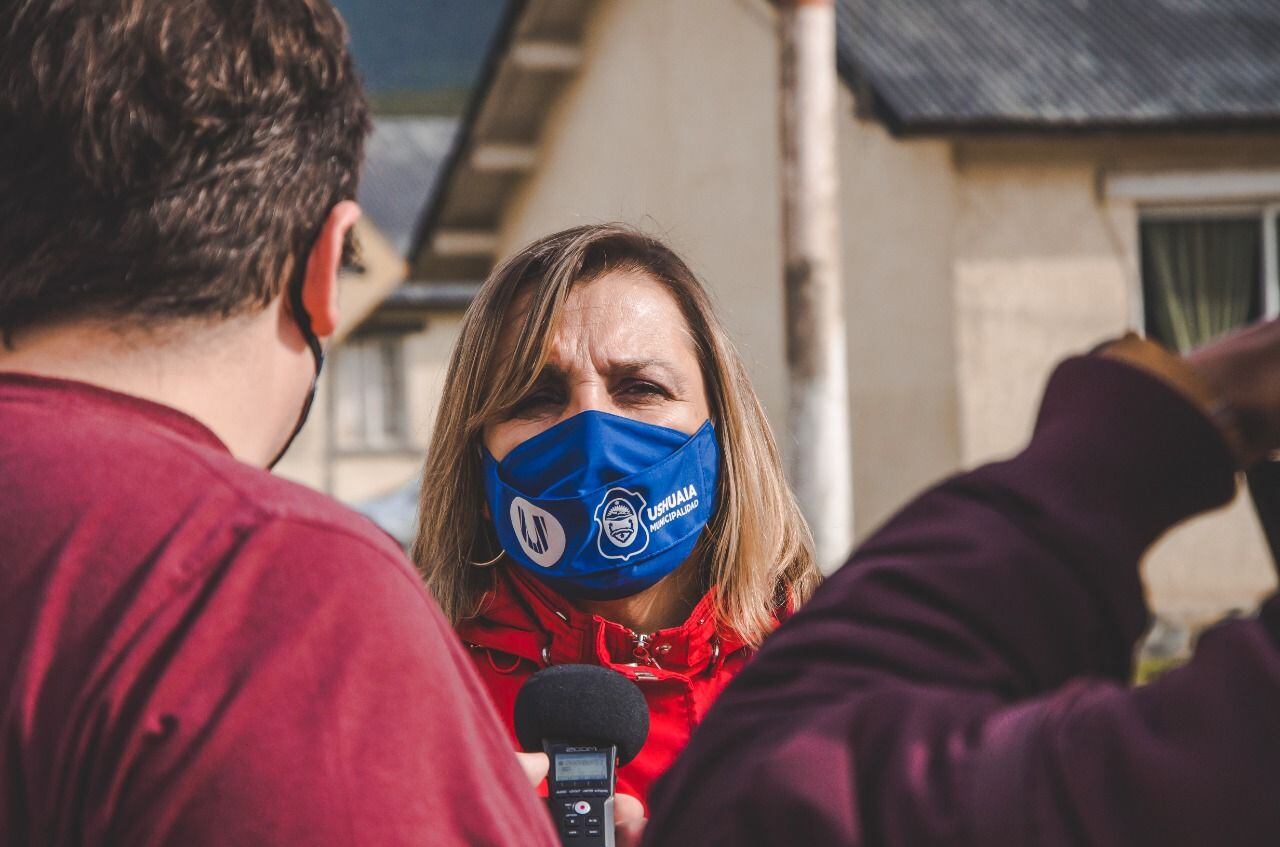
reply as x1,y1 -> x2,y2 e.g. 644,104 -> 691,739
609,359 -> 686,387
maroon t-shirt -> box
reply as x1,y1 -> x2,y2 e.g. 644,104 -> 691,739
0,373 -> 557,846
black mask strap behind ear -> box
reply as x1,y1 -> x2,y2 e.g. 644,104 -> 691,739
267,262 -> 326,470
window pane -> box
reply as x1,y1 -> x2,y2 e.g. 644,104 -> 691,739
334,342 -> 370,448
360,340 -> 384,447
1141,217 -> 1262,352
379,339 -> 407,441
333,335 -> 408,451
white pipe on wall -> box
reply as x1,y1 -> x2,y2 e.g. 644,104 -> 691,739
777,0 -> 854,572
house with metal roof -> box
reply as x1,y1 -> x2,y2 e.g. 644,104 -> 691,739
296,0 -> 1280,632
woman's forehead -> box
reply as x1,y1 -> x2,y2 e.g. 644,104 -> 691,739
500,269 -> 697,367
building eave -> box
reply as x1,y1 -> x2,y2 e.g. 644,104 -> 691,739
407,0 -> 597,284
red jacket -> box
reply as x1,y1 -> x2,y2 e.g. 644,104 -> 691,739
457,565 -> 760,807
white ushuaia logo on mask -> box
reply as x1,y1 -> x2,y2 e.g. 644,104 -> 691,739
509,497 -> 566,568
594,488 -> 650,561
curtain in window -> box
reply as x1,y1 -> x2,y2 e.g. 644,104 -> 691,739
1141,218 -> 1262,353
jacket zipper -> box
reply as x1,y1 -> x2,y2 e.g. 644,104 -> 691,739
631,632 -> 662,669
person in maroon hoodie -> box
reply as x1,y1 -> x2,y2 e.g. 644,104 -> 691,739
0,2 -> 564,844
643,324 -> 1280,846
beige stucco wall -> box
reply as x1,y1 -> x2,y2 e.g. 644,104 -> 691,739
951,137 -> 1280,626
838,90 -> 961,535
953,159 -> 1131,464
498,0 -> 963,540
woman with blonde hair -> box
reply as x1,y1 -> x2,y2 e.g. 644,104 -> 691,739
414,223 -> 820,805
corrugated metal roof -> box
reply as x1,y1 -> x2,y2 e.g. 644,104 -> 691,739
359,117 -> 460,255
838,0 -> 1280,132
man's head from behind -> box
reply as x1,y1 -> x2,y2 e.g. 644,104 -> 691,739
0,0 -> 369,462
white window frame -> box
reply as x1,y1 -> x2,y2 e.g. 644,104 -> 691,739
1106,169 -> 1280,331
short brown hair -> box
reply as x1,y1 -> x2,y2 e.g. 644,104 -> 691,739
414,224 -> 821,647
0,0 -> 369,340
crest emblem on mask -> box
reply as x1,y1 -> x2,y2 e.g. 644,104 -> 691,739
593,487 -> 650,561
509,497 -> 566,568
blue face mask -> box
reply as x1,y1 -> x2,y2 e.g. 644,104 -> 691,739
482,411 -> 720,600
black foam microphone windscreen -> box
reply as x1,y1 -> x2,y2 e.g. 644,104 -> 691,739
513,664 -> 650,765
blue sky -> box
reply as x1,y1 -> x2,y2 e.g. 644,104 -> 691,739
333,0 -> 508,99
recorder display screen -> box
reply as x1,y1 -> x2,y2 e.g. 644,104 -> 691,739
555,752 -> 608,781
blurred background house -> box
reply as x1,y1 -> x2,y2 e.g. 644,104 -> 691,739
277,0 -> 1280,653
272,0 -> 504,538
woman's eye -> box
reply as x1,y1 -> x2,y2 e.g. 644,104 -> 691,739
509,388 -> 562,417
617,380 -> 669,402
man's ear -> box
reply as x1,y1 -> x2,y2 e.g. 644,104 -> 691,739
299,200 -> 362,338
